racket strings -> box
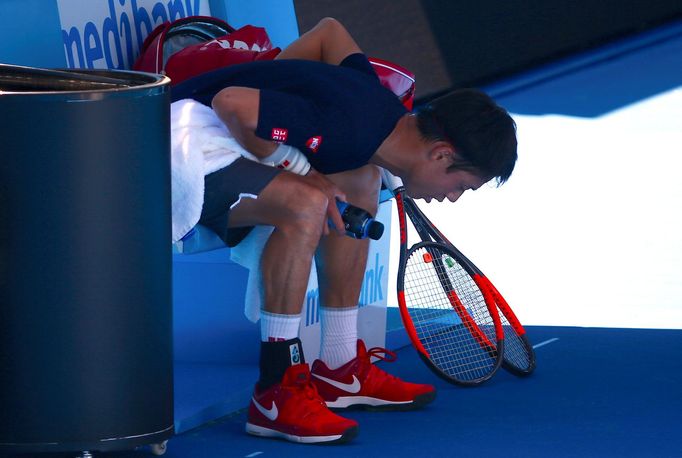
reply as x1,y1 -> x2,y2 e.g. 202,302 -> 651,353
501,320 -> 533,371
403,245 -> 500,382
490,286 -> 534,373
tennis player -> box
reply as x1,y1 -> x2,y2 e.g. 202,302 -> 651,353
171,17 -> 518,444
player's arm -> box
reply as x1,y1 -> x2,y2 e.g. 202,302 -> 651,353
275,17 -> 362,65
211,86 -> 277,159
212,17 -> 362,156
211,85 -> 347,233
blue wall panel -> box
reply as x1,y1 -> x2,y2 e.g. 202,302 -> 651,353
0,0 -> 65,67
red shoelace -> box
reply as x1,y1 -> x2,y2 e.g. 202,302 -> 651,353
366,346 -> 398,363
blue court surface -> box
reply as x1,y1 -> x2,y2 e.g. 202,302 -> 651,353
163,326 -> 682,458
53,327 -> 680,458
5,19 -> 680,458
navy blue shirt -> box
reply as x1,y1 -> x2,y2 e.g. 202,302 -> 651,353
171,54 -> 408,174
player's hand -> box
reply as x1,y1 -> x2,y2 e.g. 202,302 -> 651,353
303,169 -> 346,236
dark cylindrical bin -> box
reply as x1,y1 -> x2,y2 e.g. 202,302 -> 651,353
0,65 -> 173,454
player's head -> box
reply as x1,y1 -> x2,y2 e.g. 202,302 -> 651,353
408,89 -> 517,201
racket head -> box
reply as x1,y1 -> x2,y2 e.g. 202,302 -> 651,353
404,195 -> 536,376
486,280 -> 537,376
397,240 -> 504,386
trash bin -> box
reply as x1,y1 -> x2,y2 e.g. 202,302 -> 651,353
0,64 -> 173,455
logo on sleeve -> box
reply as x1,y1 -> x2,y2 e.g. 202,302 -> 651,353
305,136 -> 323,153
271,128 -> 288,142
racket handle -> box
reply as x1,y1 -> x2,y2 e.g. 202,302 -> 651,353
330,200 -> 384,240
380,168 -> 404,193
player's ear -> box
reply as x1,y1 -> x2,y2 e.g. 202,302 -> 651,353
427,141 -> 455,163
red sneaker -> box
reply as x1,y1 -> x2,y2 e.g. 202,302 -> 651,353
245,363 -> 359,444
311,340 -> 436,410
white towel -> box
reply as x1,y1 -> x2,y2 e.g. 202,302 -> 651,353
229,225 -> 275,322
170,98 -> 258,242
170,98 -> 290,322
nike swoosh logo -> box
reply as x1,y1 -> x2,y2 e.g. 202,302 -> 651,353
312,374 -> 361,394
252,397 -> 278,421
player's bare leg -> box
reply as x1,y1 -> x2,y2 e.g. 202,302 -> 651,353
311,165 -> 436,410
313,165 -> 379,368
229,171 -> 328,315
231,171 -> 359,443
315,164 -> 381,308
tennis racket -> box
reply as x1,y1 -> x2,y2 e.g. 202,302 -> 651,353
382,170 -> 504,386
403,195 -> 536,376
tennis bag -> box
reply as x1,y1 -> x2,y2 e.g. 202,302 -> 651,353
133,15 -> 281,85
368,57 -> 415,110
133,15 -> 415,108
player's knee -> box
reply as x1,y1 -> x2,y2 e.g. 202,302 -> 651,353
364,165 -> 382,191
353,165 -> 382,212
317,17 -> 342,34
279,182 -> 328,239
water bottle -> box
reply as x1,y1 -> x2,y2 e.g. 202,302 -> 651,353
331,200 -> 384,240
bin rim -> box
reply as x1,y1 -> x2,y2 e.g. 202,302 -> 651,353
0,64 -> 170,98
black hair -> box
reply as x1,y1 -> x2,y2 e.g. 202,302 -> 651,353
416,88 -> 517,185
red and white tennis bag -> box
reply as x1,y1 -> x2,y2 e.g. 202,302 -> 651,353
133,16 -> 415,109
133,15 -> 281,85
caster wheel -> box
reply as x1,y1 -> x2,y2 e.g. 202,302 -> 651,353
150,440 -> 168,456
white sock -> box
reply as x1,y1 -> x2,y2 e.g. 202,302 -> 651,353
260,310 -> 301,342
319,306 -> 358,369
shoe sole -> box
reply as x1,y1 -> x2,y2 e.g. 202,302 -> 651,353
245,423 -> 358,444
327,390 -> 437,411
